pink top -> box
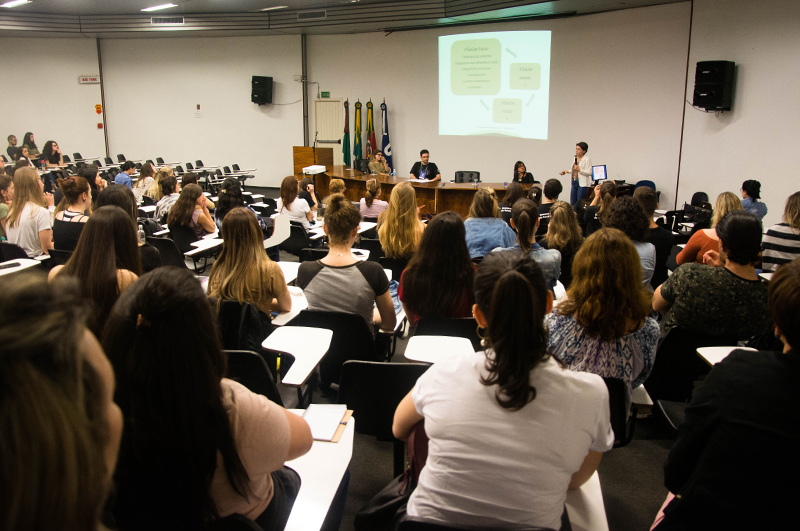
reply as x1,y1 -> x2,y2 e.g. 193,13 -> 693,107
210,379 -> 290,520
677,229 -> 718,265
360,198 -> 389,219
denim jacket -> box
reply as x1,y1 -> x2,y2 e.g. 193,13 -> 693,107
492,242 -> 562,290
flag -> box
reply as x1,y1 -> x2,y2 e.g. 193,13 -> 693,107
380,100 -> 393,172
366,100 -> 377,159
342,100 -> 350,167
353,100 -> 362,161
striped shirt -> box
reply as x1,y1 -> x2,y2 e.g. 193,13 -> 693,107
762,223 -> 800,272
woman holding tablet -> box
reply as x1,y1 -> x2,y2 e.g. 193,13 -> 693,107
560,142 -> 592,206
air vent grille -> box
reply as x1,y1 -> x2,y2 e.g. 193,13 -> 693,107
297,10 -> 326,21
151,16 -> 185,25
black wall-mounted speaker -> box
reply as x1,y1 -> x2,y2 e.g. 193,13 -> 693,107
251,76 -> 273,105
692,61 -> 734,111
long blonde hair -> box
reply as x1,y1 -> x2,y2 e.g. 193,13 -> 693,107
783,192 -> 800,230
378,182 -> 422,259
208,207 -> 279,310
147,166 -> 172,201
7,167 -> 46,229
711,191 -> 743,228
544,201 -> 583,254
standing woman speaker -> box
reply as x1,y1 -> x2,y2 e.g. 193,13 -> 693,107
561,142 -> 592,206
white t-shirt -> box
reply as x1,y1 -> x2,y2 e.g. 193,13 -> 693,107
276,197 -> 311,231
7,202 -> 51,257
409,351 -> 614,530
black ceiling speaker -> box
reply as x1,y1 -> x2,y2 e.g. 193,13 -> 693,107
251,76 -> 273,105
693,61 -> 734,111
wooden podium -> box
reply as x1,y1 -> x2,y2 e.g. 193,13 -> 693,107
292,146 -> 334,177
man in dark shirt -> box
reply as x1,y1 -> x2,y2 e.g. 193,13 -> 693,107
409,149 -> 441,181
6,134 -> 17,160
536,178 -> 563,237
634,186 -> 675,288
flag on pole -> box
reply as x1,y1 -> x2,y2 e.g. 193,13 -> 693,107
366,100 -> 377,159
353,100 -> 362,161
380,99 -> 393,172
342,100 -> 351,167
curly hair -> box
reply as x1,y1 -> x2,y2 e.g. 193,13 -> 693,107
604,196 -> 650,242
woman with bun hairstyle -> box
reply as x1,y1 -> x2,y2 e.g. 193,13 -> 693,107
6,166 -> 54,257
103,267 -> 312,530
208,207 -> 291,316
360,178 -> 388,219
53,175 -> 91,251
399,211 -> 475,327
393,252 -> 613,529
298,193 -> 396,332
0,274 -> 123,531
378,182 -> 424,260
547,228 -> 658,405
741,179 -> 767,221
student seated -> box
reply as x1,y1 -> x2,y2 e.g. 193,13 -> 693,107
276,175 -> 313,231
463,187 -> 515,259
393,252 -> 614,530
52,175 -> 91,252
103,267 -> 312,530
359,178 -> 388,219
604,196 -> 656,288
297,193 -> 396,332
166,183 -> 215,240
6,166 -> 54,257
651,257 -> 800,530
761,191 -> 800,272
378,182 -> 424,261
539,201 -> 584,289
0,274 -> 122,531
677,192 -> 742,265
654,210 -> 770,341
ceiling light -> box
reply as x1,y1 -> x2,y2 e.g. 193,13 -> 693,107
141,3 -> 177,12
261,5 -> 288,11
1,0 -> 32,8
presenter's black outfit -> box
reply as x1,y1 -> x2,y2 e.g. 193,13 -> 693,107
512,172 -> 534,184
410,162 -> 440,180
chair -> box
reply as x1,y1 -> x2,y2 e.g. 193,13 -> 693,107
454,171 -> 480,183
635,179 -> 656,190
358,237 -> 385,262
354,158 -> 370,174
280,222 -> 312,257
62,154 -> 71,163
145,236 -> 189,269
603,377 -> 636,448
644,327 -> 738,403
338,360 -> 430,476
286,310 -> 382,392
299,247 -> 328,262
48,249 -> 73,266
142,194 -> 156,206
186,162 -> 195,172
690,191 -> 709,206
379,256 -> 408,281
414,316 -> 481,352
117,154 -> 127,163
263,213 -> 291,250
156,157 -> 165,165
0,242 -> 29,261
175,165 -> 185,175
224,350 -> 285,407
170,225 -> 215,273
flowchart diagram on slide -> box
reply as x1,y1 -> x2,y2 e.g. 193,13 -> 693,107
439,31 -> 551,140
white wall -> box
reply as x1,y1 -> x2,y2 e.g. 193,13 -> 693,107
307,3 -> 691,206
678,0 -> 800,227
0,37 -> 106,161
99,35 -> 304,187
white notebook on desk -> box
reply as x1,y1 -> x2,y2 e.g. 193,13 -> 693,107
303,404 -> 349,442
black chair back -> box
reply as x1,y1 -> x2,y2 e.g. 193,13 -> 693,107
644,327 -> 738,402
280,222 -> 311,256
299,247 -> 328,262
196,160 -> 204,167
232,164 -> 241,172
145,236 -> 188,269
62,154 -> 71,163
414,316 -> 481,352
286,310 -> 380,390
358,237 -> 384,262
378,256 -> 408,281
0,242 -> 29,261
354,158 -> 369,174
73,152 -> 82,160
48,249 -> 73,266
142,195 -> 156,206
168,225 -> 199,254
224,350 -> 283,407
339,360 -> 429,476
117,154 -> 126,163
156,157 -> 165,164
454,171 -> 480,183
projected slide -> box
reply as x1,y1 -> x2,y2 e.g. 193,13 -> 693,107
439,31 -> 551,140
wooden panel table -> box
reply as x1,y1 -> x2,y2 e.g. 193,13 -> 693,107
312,166 -> 532,218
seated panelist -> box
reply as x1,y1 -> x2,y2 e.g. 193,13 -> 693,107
409,149 -> 441,182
